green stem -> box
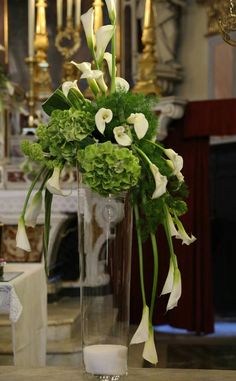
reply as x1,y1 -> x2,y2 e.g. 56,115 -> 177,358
110,28 -> 116,94
149,232 -> 158,322
134,203 -> 146,307
144,139 -> 165,152
21,166 -> 46,217
43,188 -> 53,277
163,204 -> 175,260
133,145 -> 152,166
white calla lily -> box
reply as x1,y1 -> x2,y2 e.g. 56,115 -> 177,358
113,126 -> 132,146
165,148 -> 184,182
127,113 -> 148,139
62,80 -> 83,98
166,208 -> 179,237
174,217 -> 196,245
105,0 -> 116,23
149,163 -> 167,199
71,61 -> 92,74
71,61 -> 100,96
166,267 -> 182,311
115,77 -> 130,93
130,305 -> 149,344
81,7 -> 95,51
142,327 -> 158,365
95,25 -> 115,64
103,52 -> 114,77
25,191 -> 43,228
161,256 -> 175,296
81,70 -> 108,93
95,108 -> 113,134
16,217 -> 31,252
46,167 -> 71,196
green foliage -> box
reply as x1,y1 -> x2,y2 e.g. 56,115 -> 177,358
77,141 -> 141,196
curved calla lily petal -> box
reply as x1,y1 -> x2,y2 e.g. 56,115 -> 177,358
104,52 -> 114,77
81,70 -> 108,93
95,25 -> 115,64
166,207 -> 179,237
166,267 -> 182,311
81,7 -> 95,51
161,257 -> 174,296
16,216 -> 31,252
127,113 -> 148,139
62,80 -> 83,98
174,216 -> 196,245
115,77 -> 130,93
25,190 -> 43,228
130,305 -> 149,344
105,0 -> 116,23
71,61 -> 92,74
142,327 -> 158,365
113,126 -> 132,146
95,108 -> 113,134
46,167 -> 71,196
149,163 -> 167,199
165,148 -> 184,182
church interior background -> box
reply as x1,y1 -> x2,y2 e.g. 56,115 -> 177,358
1,0 -> 236,371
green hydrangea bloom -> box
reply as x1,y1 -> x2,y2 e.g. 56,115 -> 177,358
21,140 -> 45,162
77,141 -> 141,196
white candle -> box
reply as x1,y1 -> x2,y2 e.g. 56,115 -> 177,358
57,0 -> 63,29
67,0 -> 73,19
83,344 -> 128,376
28,0 -> 35,57
75,0 -> 81,28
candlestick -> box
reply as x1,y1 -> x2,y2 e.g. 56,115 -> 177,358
28,0 -> 35,57
57,0 -> 63,29
67,0 -> 73,19
75,0 -> 81,29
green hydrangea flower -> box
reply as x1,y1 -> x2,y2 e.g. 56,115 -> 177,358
77,141 -> 141,196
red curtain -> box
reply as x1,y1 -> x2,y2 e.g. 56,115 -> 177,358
131,99 -> 236,334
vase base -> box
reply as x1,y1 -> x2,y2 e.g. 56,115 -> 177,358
85,373 -> 127,381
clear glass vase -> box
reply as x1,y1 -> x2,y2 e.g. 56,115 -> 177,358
77,174 -> 133,380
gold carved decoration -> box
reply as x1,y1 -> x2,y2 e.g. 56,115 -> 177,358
133,0 -> 161,96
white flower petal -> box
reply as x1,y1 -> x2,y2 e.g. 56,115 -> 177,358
174,217 -> 196,245
16,217 -> 31,252
95,108 -> 113,134
166,268 -> 182,311
81,8 -> 95,50
149,163 -> 167,199
161,257 -> 174,296
166,208 -> 179,237
113,126 -> 132,146
103,52 -> 113,77
71,61 -> 91,74
142,327 -> 158,365
105,0 -> 116,23
165,148 -> 184,181
46,167 -> 71,196
115,77 -> 130,93
127,113 -> 148,139
62,80 -> 81,97
95,25 -> 114,63
130,305 -> 149,344
25,191 -> 43,228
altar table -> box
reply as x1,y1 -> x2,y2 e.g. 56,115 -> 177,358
0,367 -> 235,381
0,263 -> 47,366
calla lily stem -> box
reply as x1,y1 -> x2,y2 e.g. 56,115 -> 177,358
21,166 -> 47,216
134,203 -> 146,307
163,204 -> 175,261
150,232 -> 158,322
110,29 -> 116,94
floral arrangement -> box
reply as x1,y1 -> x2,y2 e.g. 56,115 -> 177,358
16,0 -> 195,365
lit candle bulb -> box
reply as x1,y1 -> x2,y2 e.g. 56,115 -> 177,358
28,0 -> 35,57
57,0 -> 63,29
67,0 -> 73,19
75,0 -> 81,29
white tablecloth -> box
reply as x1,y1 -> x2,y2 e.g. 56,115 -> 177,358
0,263 -> 47,366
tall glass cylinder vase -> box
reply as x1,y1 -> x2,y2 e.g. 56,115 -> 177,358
78,174 -> 133,380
